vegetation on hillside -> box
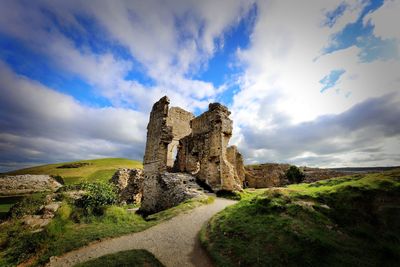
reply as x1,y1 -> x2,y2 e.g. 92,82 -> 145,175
74,249 -> 164,267
285,165 -> 305,184
0,158 -> 142,216
201,169 -> 400,267
0,196 -> 24,220
5,158 -> 142,184
0,181 -> 214,267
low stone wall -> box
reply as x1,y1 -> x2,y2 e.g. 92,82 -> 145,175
245,164 -> 350,188
0,175 -> 62,196
245,163 -> 290,188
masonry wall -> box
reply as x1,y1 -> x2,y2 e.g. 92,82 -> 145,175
176,103 -> 244,191
166,107 -> 194,168
142,96 -> 172,175
141,96 -> 245,213
141,96 -> 172,212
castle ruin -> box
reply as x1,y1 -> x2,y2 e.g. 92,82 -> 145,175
140,96 -> 245,213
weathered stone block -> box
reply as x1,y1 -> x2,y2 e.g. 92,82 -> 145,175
109,168 -> 144,204
140,172 -> 200,214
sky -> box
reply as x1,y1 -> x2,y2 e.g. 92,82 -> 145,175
0,0 -> 399,172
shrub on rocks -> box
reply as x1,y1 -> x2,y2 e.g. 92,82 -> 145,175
286,165 -> 305,184
8,193 -> 47,219
73,182 -> 118,215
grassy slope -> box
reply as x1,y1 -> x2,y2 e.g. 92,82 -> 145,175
74,249 -> 164,267
201,169 -> 400,267
0,195 -> 214,267
5,158 -> 142,184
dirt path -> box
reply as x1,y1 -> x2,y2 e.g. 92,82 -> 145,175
47,198 -> 236,267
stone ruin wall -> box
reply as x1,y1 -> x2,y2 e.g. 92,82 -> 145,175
175,103 -> 244,191
166,107 -> 194,168
141,96 -> 245,213
142,96 -> 171,176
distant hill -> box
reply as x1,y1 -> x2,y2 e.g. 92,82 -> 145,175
327,166 -> 400,173
3,158 -> 142,184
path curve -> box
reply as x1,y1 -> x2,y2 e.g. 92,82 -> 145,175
47,198 -> 236,267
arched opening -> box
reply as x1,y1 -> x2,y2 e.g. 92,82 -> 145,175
172,145 -> 178,162
167,141 -> 179,170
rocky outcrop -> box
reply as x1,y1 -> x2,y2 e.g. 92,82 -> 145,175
0,175 -> 63,196
22,215 -> 52,230
141,96 -> 244,214
109,169 -> 144,204
244,164 -> 351,188
40,202 -> 62,219
245,163 -> 291,188
141,172 -> 202,214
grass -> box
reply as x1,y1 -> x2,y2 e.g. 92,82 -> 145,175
0,194 -> 214,267
0,158 -> 141,220
74,249 -> 164,267
5,158 -> 142,185
0,204 -> 14,220
201,169 -> 400,267
0,196 -> 29,220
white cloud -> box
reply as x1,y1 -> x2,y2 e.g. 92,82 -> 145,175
230,0 -> 400,166
364,0 -> 400,41
76,0 -> 255,110
0,61 -> 147,171
0,0 -> 398,168
326,0 -> 366,31
0,0 -> 255,113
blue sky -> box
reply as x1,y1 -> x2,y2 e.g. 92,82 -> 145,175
0,0 -> 399,171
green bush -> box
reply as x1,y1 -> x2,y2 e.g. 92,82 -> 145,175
8,193 -> 47,219
56,162 -> 91,169
51,175 -> 65,185
74,182 -> 118,215
286,165 -> 305,184
57,202 -> 72,221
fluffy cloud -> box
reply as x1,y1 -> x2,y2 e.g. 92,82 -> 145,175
364,0 -> 400,41
0,0 -> 254,112
230,0 -> 400,167
0,61 -> 147,172
240,93 -> 400,166
0,0 -> 399,170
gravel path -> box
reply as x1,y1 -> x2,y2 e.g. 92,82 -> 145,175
47,198 -> 236,267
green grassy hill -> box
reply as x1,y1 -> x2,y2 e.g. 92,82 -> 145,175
5,158 -> 142,184
201,169 -> 400,267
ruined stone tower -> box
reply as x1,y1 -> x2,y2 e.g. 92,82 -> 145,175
142,96 -> 193,176
140,96 -> 245,213
175,103 -> 244,191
